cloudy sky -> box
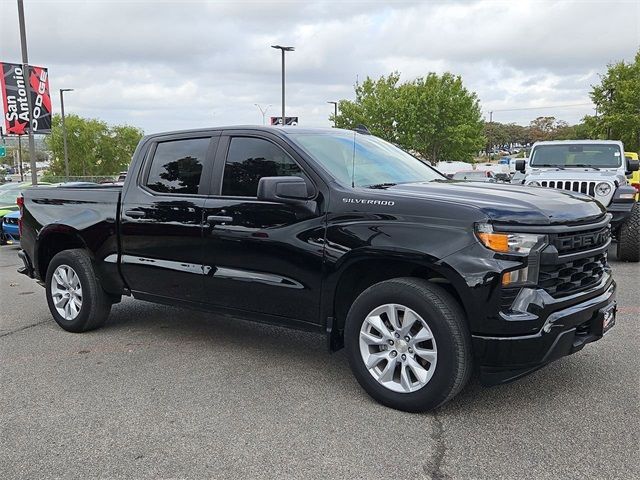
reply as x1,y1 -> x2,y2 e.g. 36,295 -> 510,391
1,0 -> 638,134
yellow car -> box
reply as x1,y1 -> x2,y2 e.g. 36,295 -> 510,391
626,152 -> 640,200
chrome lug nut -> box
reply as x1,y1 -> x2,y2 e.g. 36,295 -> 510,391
394,333 -> 400,338
390,351 -> 397,358
408,347 -> 413,354
404,335 -> 410,342
388,339 -> 394,346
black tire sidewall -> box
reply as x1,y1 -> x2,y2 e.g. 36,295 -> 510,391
617,203 -> 640,262
345,279 -> 468,412
45,250 -> 103,332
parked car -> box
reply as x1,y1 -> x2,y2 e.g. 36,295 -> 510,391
625,152 -> 639,201
1,210 -> 20,243
518,140 -> 639,261
0,182 -> 35,244
451,170 -> 496,182
19,127 -> 617,412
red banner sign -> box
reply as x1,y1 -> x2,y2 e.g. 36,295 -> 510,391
0,62 -> 52,135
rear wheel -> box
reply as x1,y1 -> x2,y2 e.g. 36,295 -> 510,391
345,277 -> 472,412
617,203 -> 640,262
45,249 -> 112,332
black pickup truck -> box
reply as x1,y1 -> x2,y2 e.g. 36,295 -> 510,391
18,127 -> 617,412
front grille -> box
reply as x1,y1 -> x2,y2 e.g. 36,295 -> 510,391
538,180 -> 599,196
539,253 -> 607,297
550,226 -> 610,254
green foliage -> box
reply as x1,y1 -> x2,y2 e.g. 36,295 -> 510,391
528,116 -> 573,142
583,49 -> 640,152
484,117 -> 591,150
45,114 -> 143,176
335,72 -> 485,163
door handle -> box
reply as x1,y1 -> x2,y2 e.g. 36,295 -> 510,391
207,215 -> 234,225
125,209 -> 146,218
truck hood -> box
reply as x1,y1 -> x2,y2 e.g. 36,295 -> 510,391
526,168 -> 625,183
383,181 -> 606,225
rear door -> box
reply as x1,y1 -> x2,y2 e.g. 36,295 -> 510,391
119,132 -> 219,302
200,131 -> 326,326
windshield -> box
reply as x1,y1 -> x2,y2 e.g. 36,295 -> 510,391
289,132 -> 444,187
530,144 -> 622,168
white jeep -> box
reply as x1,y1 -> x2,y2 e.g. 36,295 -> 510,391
516,140 -> 640,262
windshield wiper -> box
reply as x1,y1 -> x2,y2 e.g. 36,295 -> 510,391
533,164 -> 564,169
573,164 -> 600,170
366,182 -> 397,189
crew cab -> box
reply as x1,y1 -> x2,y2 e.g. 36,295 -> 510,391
18,127 -> 617,412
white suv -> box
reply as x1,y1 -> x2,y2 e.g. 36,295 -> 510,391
517,140 -> 639,262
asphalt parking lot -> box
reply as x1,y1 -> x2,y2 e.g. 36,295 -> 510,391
1,244 -> 638,480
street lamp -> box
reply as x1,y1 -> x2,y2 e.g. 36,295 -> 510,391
59,88 -> 74,179
17,0 -> 37,185
271,45 -> 294,126
254,103 -> 271,126
327,101 -> 338,127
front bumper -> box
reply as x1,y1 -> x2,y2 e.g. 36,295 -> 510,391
473,276 -> 616,386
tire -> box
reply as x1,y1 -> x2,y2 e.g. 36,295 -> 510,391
45,249 -> 112,332
345,277 -> 472,413
617,203 -> 640,262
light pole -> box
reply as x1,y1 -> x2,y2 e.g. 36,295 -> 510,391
60,88 -> 74,179
254,103 -> 271,125
271,45 -> 294,126
327,101 -> 338,127
17,0 -> 37,185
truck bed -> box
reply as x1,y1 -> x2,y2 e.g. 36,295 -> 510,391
20,185 -> 123,288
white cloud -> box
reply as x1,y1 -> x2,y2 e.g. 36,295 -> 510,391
1,0 -> 638,133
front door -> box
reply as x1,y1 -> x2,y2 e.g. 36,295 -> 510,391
201,132 -> 326,326
120,133 -> 219,302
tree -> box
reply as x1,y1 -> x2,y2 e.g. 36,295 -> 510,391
582,49 -> 640,152
484,122 -> 509,152
45,114 -> 143,176
334,73 -> 401,141
335,72 -> 485,163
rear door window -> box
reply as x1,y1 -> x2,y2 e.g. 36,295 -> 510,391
146,138 -> 211,194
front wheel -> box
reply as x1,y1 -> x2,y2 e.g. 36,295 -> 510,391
45,249 -> 112,332
345,277 -> 472,412
617,203 -> 640,262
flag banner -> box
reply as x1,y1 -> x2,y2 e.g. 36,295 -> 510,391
270,116 -> 298,126
0,62 -> 52,135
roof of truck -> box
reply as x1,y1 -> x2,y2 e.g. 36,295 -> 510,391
143,126 -> 352,139
532,140 -> 623,146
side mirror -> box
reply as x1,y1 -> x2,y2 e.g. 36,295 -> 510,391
257,176 -> 311,204
626,158 -> 639,174
515,160 -> 526,173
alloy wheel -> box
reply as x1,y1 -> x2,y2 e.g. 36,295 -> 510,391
359,303 -> 437,393
50,264 -> 83,321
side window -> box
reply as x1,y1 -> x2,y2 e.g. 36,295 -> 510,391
146,137 -> 210,194
222,137 -> 302,197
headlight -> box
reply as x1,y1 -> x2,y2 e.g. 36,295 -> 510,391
475,223 -> 547,254
595,182 -> 611,196
527,181 -> 540,187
